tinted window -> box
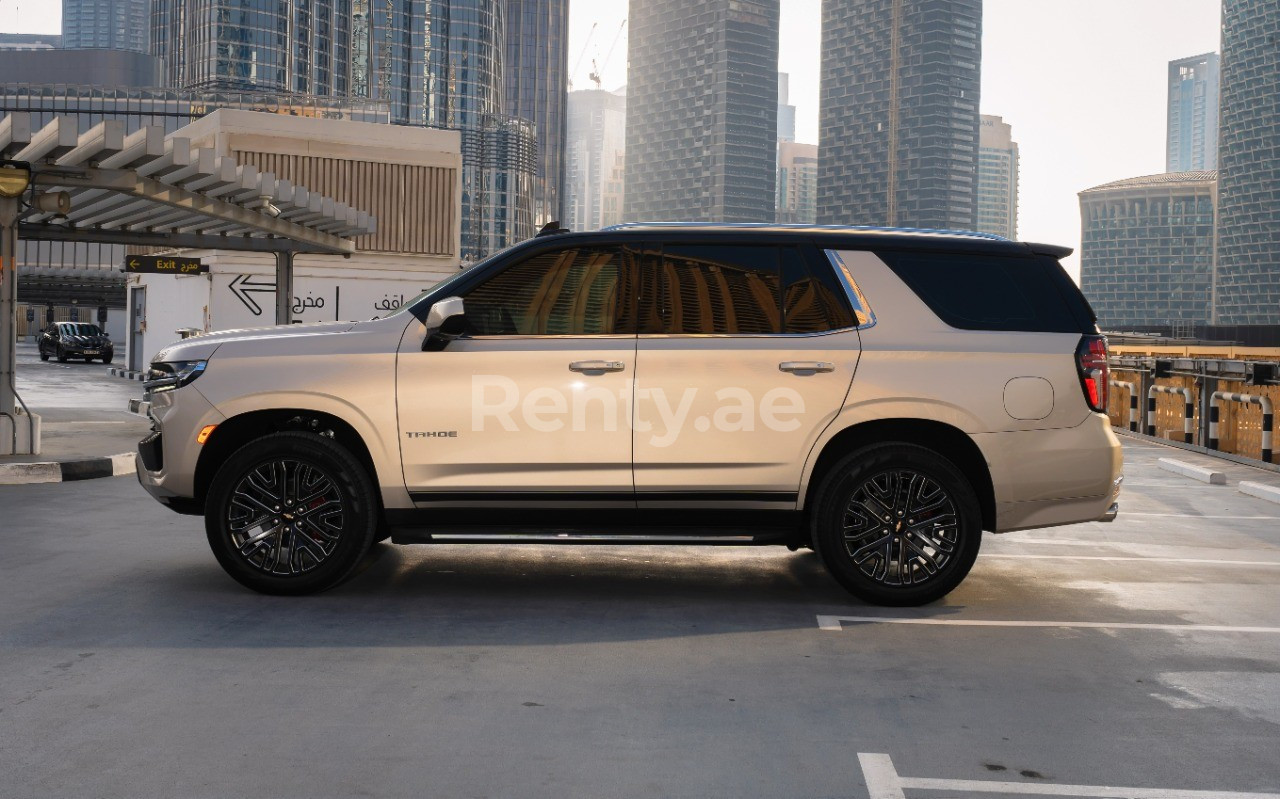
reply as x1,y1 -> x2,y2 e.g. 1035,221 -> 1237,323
464,246 -> 623,335
783,247 -> 857,333
876,251 -> 1092,334
640,245 -> 781,334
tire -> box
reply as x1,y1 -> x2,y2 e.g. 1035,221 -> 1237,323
205,432 -> 379,595
811,443 -> 982,607
56,346 -> 68,363
102,354 -> 113,364
39,347 -> 49,361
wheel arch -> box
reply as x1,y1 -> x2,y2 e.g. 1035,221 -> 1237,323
801,418 -> 996,532
193,409 -> 381,510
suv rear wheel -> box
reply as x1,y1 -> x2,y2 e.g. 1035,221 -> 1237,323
812,443 -> 982,606
205,432 -> 378,595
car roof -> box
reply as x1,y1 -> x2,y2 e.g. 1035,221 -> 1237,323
533,223 -> 1072,259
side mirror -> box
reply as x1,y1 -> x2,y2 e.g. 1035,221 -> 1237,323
423,296 -> 467,352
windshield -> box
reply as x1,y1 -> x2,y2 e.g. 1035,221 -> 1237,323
60,324 -> 103,336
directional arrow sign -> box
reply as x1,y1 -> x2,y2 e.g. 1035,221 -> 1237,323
124,255 -> 206,275
228,274 -> 276,316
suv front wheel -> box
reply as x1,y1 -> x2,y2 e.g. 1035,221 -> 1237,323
205,432 -> 378,595
812,444 -> 982,606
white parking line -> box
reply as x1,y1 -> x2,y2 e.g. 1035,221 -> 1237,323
982,554 -> 1280,566
857,752 -> 1280,799
819,616 -> 1280,634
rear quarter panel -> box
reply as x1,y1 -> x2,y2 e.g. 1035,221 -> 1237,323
799,249 -> 1110,514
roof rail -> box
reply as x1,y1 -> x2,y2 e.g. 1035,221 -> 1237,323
599,221 -> 1010,241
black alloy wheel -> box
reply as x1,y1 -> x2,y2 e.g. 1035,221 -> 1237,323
812,443 -> 982,606
205,432 -> 378,595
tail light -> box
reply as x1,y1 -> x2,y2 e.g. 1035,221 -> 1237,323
1076,335 -> 1109,413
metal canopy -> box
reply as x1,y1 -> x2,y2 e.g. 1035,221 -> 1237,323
1,113 -> 377,255
0,112 -> 381,454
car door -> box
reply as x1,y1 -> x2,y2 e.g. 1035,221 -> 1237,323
632,243 -> 864,509
396,243 -> 638,507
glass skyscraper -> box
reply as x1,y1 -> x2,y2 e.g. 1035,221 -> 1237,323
504,0 -> 568,227
976,114 -> 1018,240
1079,171 -> 1217,329
1166,53 -> 1219,173
624,0 -> 779,223
1214,0 -> 1280,325
154,0 -> 537,261
817,0 -> 981,230
63,0 -> 150,53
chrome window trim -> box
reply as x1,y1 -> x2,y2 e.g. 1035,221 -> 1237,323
824,249 -> 878,330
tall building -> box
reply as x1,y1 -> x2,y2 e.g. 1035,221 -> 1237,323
63,0 -> 149,53
154,0 -> 535,261
776,141 -> 818,224
505,0 -> 569,227
818,0 -> 981,230
1166,52 -> 1220,172
1079,172 -> 1217,329
1214,1 -> 1280,325
625,0 -> 779,223
777,72 -> 796,142
154,0 -> 363,99
977,114 -> 1018,239
565,88 -> 627,231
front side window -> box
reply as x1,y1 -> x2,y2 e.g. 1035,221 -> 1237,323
464,246 -> 624,336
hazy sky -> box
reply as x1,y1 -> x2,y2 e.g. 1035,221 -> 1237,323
4,0 -> 1220,277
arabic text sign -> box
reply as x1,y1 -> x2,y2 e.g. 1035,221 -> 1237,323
125,255 -> 207,275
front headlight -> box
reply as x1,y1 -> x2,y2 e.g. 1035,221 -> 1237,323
145,359 -> 207,393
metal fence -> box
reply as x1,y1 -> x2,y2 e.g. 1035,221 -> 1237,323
1108,348 -> 1280,464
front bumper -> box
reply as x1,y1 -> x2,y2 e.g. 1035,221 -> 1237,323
129,386 -> 224,509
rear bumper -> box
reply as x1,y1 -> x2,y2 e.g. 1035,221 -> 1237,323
975,414 -> 1124,533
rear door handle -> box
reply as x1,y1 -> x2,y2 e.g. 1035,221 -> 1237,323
569,360 -> 626,373
779,361 -> 835,374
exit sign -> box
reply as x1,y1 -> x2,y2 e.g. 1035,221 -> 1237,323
124,255 -> 206,275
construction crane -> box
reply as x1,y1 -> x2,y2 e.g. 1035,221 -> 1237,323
568,22 -> 598,91
588,19 -> 627,90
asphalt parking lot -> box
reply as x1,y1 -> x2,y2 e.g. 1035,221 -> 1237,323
2,436 -> 1278,798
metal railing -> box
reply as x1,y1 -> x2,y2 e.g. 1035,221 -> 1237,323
1108,353 -> 1278,465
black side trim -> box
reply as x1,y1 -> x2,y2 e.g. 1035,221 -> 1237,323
639,491 -> 797,503
410,491 -> 635,503
408,490 -> 798,504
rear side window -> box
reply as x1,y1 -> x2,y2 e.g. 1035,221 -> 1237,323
639,244 -> 781,334
876,251 -> 1094,334
782,247 -> 857,333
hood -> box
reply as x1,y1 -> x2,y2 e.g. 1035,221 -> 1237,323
152,320 -> 358,364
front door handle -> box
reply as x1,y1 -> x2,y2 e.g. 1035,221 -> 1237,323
569,360 -> 626,373
779,361 -> 835,374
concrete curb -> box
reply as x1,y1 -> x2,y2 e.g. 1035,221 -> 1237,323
107,367 -> 147,382
1239,481 -> 1280,505
0,452 -> 136,485
1157,457 -> 1227,485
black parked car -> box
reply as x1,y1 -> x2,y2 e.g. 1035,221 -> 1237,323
38,322 -> 115,363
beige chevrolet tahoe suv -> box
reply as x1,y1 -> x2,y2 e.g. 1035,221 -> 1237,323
133,224 -> 1122,606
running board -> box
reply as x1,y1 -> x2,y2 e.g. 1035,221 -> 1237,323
389,527 -> 793,546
